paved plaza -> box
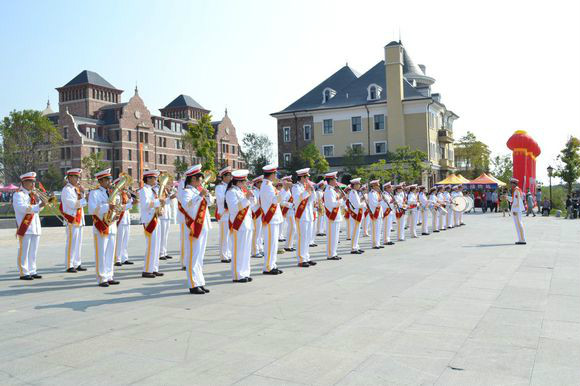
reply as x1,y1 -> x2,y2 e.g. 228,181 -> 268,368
0,213 -> 579,386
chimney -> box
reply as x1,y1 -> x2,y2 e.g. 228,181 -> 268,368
385,41 -> 406,150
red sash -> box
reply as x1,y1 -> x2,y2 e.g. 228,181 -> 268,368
281,196 -> 293,217
349,208 -> 363,223
178,201 -> 195,234
262,203 -> 278,224
215,210 -> 221,221
192,198 -> 207,238
59,202 -> 83,225
92,215 -> 110,235
294,197 -> 309,220
396,210 -> 405,219
17,193 -> 36,237
369,206 -> 380,220
230,207 -> 249,231
383,208 -> 392,218
143,216 -> 158,234
344,199 -> 350,219
252,207 -> 263,220
116,192 -> 129,225
409,204 -> 417,209
325,206 -> 339,221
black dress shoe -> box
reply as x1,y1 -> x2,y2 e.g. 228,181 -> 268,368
247,277 -> 253,282
181,267 -> 186,271
351,250 -> 361,254
108,280 -> 120,285
307,261 -> 317,266
233,278 -> 249,283
385,241 -> 395,245
515,241 -> 527,245
153,272 -> 164,277
379,245 -> 385,248
358,250 -> 365,254
372,246 -> 381,249
263,269 -> 280,275
309,244 -> 318,247
66,267 -> 77,273
159,256 -> 167,260
220,259 -> 232,263
76,266 -> 87,271
31,274 -> 42,279
165,255 -> 173,259
422,233 -> 429,236
114,262 -> 122,267
19,275 -> 33,280
284,248 -> 293,252
433,230 -> 440,233
142,272 -> 156,278
98,282 -> 109,287
189,287 -> 205,294
201,286 -> 210,293
297,263 -> 310,267
123,261 -> 134,265
327,256 -> 341,260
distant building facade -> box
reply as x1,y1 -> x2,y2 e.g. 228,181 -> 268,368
38,70 -> 244,181
271,41 -> 458,185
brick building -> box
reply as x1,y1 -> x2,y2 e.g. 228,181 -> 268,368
39,70 -> 244,182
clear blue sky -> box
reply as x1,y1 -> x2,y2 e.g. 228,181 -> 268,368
1,0 -> 579,182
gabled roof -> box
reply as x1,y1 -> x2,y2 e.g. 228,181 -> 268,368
62,70 -> 118,89
164,94 -> 206,110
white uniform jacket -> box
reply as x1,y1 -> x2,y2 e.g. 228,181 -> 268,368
13,188 -> 42,235
279,188 -> 294,217
117,195 -> 134,226
407,192 -> 418,210
348,190 -> 364,216
225,186 -> 254,231
61,183 -> 86,225
418,192 -> 429,210
153,185 -> 172,220
175,179 -> 185,225
509,187 -> 525,213
179,185 -> 213,230
291,182 -> 315,221
323,186 -> 343,222
88,186 -> 117,235
259,180 -> 283,225
368,190 -> 382,218
215,182 -> 229,222
140,185 -> 162,225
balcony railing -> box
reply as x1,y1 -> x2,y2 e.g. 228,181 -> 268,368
438,129 -> 454,143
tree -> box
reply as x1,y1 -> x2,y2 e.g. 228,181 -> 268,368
298,144 -> 329,177
40,165 -> 64,192
355,159 -> 392,182
490,154 -> 513,183
0,110 -> 62,182
240,133 -> 273,176
183,114 -> 216,173
389,146 -> 429,183
343,146 -> 365,175
81,152 -> 108,178
173,158 -> 189,178
454,131 -> 491,179
555,136 -> 580,194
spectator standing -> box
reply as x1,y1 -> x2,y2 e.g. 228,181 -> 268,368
500,192 -> 510,217
536,188 -> 542,213
542,198 -> 551,216
526,190 -> 536,217
491,190 -> 499,213
486,190 -> 493,213
481,191 -> 487,213
566,195 -> 573,219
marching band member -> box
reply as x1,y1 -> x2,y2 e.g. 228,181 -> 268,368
458,185 -> 466,226
451,186 -> 461,227
380,182 -> 395,246
250,176 -> 264,258
176,177 -> 186,270
323,172 -> 343,260
437,187 -> 447,230
114,177 -> 135,267
179,165 -> 213,294
155,180 -> 175,261
348,178 -> 365,254
394,184 -> 406,241
444,186 -> 453,229
226,169 -> 255,282
13,172 -> 45,280
508,178 -> 526,245
292,168 -> 317,267
428,187 -> 440,233
368,180 -> 383,249
60,168 -> 87,273
88,168 -> 119,287
418,186 -> 430,235
344,186 -> 352,240
140,170 -> 166,278
406,185 -> 419,238
276,181 -> 285,242
316,181 -> 326,237
259,164 -> 284,275
362,184 -> 371,237
280,176 -> 296,252
215,166 -> 233,263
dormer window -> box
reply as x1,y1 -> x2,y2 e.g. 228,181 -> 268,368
322,87 -> 336,104
367,84 -> 382,101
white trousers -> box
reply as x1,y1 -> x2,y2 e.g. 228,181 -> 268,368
407,210 -> 418,238
431,209 -> 439,231
231,228 -> 252,280
459,211 -> 464,224
363,215 -> 371,236
143,225 -> 160,273
421,209 -> 429,234
296,220 -> 313,263
396,214 -> 406,241
93,231 -> 115,284
262,222 -> 280,271
512,212 -> 526,242
159,219 -> 170,257
115,224 -> 130,263
439,210 -> 446,230
350,218 -> 361,250
310,215 -> 317,244
285,216 -> 296,249
251,218 -> 263,256
17,234 -> 39,276
346,216 -> 351,239
370,218 -> 382,247
317,213 -> 326,235
446,209 -> 454,228
65,224 -> 83,269
326,220 -> 340,257
218,220 -> 231,260
383,214 -> 394,243
185,227 -> 206,288
453,211 -> 461,227
179,223 -> 185,268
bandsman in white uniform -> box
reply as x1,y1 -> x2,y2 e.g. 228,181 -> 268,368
250,176 -> 264,258
154,180 -> 175,262
259,164 -> 284,275
367,180 -> 384,249
458,185 -> 466,226
348,178 -> 365,254
418,186 -> 430,235
315,181 -> 326,237
280,176 -> 296,252
380,182 -> 396,246
436,187 -> 447,230
60,168 -> 87,273
444,186 -> 454,229
292,168 -> 317,267
362,185 -> 371,237
450,186 -> 461,227
178,165 -> 213,294
114,177 -> 136,267
226,169 -> 255,282
176,178 -> 186,270
394,185 -> 407,241
215,166 -> 233,263
323,172 -> 343,260
13,172 -> 45,280
428,187 -> 440,233
406,185 -> 419,238
344,186 -> 352,240
508,178 -> 526,245
140,170 -> 167,278
88,169 -> 119,287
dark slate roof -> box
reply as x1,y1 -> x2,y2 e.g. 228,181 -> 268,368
164,94 -> 206,110
99,102 -> 127,110
274,65 -> 359,114
402,48 -> 424,77
73,116 -> 104,125
63,70 -> 117,89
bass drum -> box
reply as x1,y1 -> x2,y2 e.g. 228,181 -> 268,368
451,196 -> 468,212
464,196 -> 474,212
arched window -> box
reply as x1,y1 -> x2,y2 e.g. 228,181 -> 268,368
322,87 -> 336,103
367,84 -> 382,101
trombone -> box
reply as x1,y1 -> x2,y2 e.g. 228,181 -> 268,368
32,188 -> 66,224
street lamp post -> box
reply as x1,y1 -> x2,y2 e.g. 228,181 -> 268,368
547,165 -> 554,212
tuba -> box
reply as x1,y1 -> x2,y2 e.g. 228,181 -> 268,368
103,173 -> 132,225
202,170 -> 216,189
155,172 -> 174,216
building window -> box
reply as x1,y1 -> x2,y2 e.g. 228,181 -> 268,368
373,114 -> 385,130
63,127 -> 68,140
283,153 -> 291,166
127,167 -> 133,177
106,149 -> 112,160
159,154 -> 163,164
322,145 -> 334,158
114,149 -> 120,160
144,151 -> 149,162
351,116 -> 362,132
367,84 -> 382,101
323,119 -> 333,135
351,143 -> 363,153
128,131 -> 132,141
283,127 -> 291,142
303,125 -> 312,141
374,141 -> 387,154
115,130 -> 120,141
128,149 -> 132,161
322,87 -> 336,103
